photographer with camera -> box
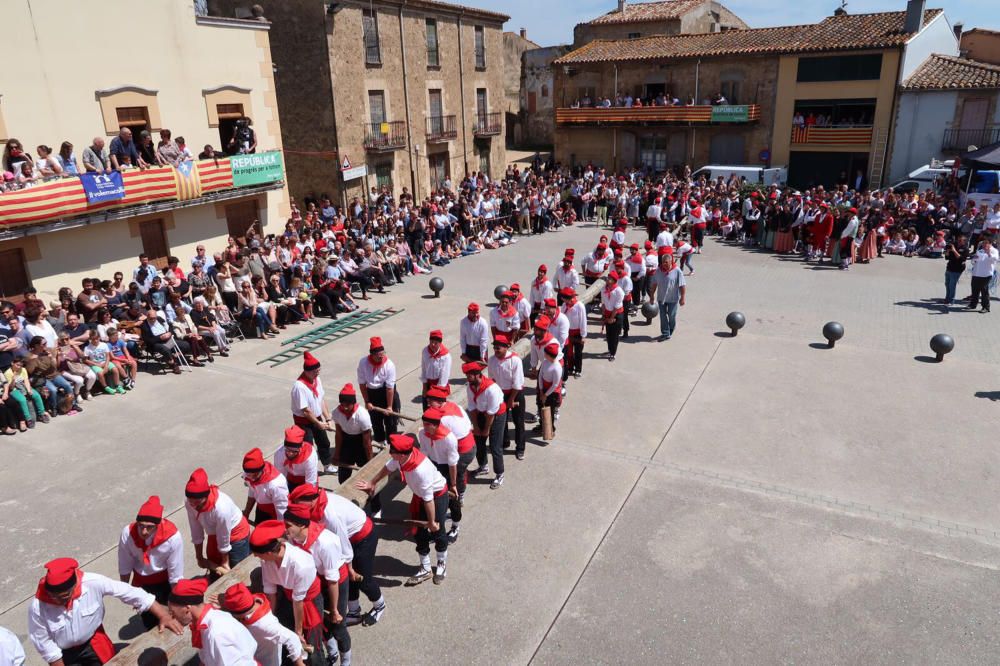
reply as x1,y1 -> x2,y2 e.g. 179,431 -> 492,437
228,116 -> 257,155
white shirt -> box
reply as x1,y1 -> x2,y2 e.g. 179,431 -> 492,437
538,358 -> 563,397
386,454 -> 447,501
274,446 -> 319,487
241,602 -> 302,666
420,347 -> 452,385
554,266 -> 580,292
601,285 -> 625,313
581,252 -> 610,276
0,626 -> 24,666
548,312 -> 570,346
331,404 -> 372,436
529,278 -> 555,307
459,316 -> 489,357
196,607 -> 259,666
655,230 -> 675,248
440,402 -> 473,439
515,297 -> 532,324
466,380 -> 505,415
418,428 -> 460,466
646,203 -> 662,220
529,334 -> 563,369
117,524 -> 185,583
357,357 -> 396,389
320,492 -> 363,558
489,306 -> 520,333
28,572 -> 154,663
291,526 -> 349,582
488,352 -> 525,391
261,543 -> 317,601
290,377 -> 324,418
562,301 -> 588,337
244,472 -> 290,520
970,246 -> 999,278
185,490 -> 245,552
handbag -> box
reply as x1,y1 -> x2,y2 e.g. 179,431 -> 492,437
65,360 -> 91,376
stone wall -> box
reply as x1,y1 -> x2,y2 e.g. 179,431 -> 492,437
522,45 -> 573,147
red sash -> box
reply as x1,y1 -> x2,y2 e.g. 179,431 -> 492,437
131,569 -> 169,587
205,516 -> 250,565
456,432 -> 476,454
350,516 -> 374,544
87,625 -> 115,663
282,577 -> 323,630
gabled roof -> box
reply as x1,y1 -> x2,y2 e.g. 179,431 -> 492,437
556,8 -> 943,64
902,54 -> 1000,91
586,0 -> 706,26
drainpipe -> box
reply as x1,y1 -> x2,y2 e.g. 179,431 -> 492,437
458,9 -> 469,176
692,59 -> 701,161
399,1 -> 418,199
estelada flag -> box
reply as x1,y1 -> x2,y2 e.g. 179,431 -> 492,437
173,160 -> 203,201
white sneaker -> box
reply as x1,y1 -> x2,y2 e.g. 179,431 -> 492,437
324,464 -> 337,474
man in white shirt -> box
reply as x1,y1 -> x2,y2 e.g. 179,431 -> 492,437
117,495 -> 184,629
420,329 -> 452,406
185,468 -> 252,575
331,382 -> 380,516
560,287 -> 587,379
459,302 -> 489,362
537,342 -> 564,434
0,626 -> 25,666
220,582 -> 305,666
290,351 -> 334,473
463,360 -> 508,489
29,558 -> 180,665
488,333 -> 526,460
357,336 -> 398,444
600,272 -> 626,361
554,254 -> 580,296
241,448 -> 290,522
529,265 -> 555,323
968,237 -> 999,312
655,221 -> 675,249
645,197 -> 663,241
274,426 -> 319,490
168,578 -> 257,666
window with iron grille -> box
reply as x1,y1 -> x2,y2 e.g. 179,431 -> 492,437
369,91 -> 386,124
363,8 -> 381,65
474,26 -> 485,68
426,19 -> 439,67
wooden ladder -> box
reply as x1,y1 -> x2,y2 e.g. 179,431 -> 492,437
868,126 -> 890,190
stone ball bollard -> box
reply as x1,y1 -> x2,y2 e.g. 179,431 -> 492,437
725,311 -> 746,337
929,333 -> 954,362
641,302 -> 658,323
822,321 -> 844,349
429,277 -> 444,297
494,285 -> 508,301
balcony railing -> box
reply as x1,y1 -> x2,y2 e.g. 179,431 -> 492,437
556,104 -> 760,126
942,127 -> 1000,152
473,111 -> 502,136
426,114 -> 457,142
363,120 -> 407,151
791,124 -> 873,145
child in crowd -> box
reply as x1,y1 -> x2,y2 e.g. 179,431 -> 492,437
3,357 -> 50,429
884,232 -> 907,255
84,329 -> 124,395
107,328 -> 137,390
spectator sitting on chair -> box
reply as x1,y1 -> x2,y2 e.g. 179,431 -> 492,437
84,329 -> 125,394
26,336 -> 79,414
62,312 -> 91,346
140,307 -> 186,374
190,299 -> 230,357
107,327 -> 138,389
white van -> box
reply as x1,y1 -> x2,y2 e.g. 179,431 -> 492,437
691,165 -> 787,186
888,160 -> 953,194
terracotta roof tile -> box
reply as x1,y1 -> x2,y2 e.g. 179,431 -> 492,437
902,54 -> 1000,90
587,0 -> 706,26
557,8 -> 943,64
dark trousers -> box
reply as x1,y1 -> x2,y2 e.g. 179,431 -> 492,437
631,274 -> 645,303
368,386 -> 399,442
606,313 -> 623,356
275,588 -> 325,658
504,391 -> 526,454
969,275 -> 991,310
322,577 -> 351,656
474,411 -> 507,475
563,337 -> 584,379
435,449 -> 473,523
348,529 -> 382,603
60,642 -> 104,666
302,422 -> 332,466
415,492 -> 450,555
138,581 -> 172,630
621,306 -> 631,337
463,344 -> 482,362
338,433 -> 381,514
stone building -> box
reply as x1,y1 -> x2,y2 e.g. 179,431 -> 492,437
573,0 -> 746,48
504,29 -> 538,147
961,28 -> 1000,66
211,0 -> 507,205
521,45 -> 574,147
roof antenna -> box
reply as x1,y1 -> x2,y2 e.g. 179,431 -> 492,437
833,0 -> 848,16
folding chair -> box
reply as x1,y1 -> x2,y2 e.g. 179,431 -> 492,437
215,306 -> 245,342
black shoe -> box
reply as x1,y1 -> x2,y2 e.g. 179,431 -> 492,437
447,524 -> 460,543
515,451 -> 524,461
361,601 -> 385,626
405,569 -> 432,586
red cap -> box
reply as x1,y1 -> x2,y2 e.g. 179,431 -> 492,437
658,246 -> 674,256
250,520 -> 286,553
42,558 -> 79,592
422,407 -> 444,422
425,384 -> 451,400
303,351 -> 320,371
339,383 -> 356,397
614,260 -> 625,268
850,207 -> 858,214
369,336 -> 384,352
660,221 -> 668,228
535,314 -> 551,329
544,342 -> 560,356
429,329 -> 443,341
284,425 -> 306,446
468,302 -> 480,312
630,243 -> 640,250
493,333 -> 511,346
607,271 -> 619,281
501,290 -> 514,300
288,483 -> 320,504
283,502 -> 312,526
538,264 -> 547,272
242,448 -> 265,473
220,583 -> 255,614
644,240 -> 653,249
462,360 -> 487,374
170,578 -> 209,605
185,468 -> 210,498
388,433 -> 415,453
565,248 -> 575,255
510,283 -> 521,291
597,242 -> 607,250
543,297 -> 557,307
562,255 -> 573,263
560,287 -> 575,298
136,495 -> 164,523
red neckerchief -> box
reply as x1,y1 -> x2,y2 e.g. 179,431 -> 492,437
285,442 -> 314,466
246,462 -> 280,487
513,293 -> 525,305
603,283 -> 618,297
629,251 -> 643,264
198,486 -> 220,514
399,448 -> 427,485
129,519 -> 179,566
472,377 -> 497,400
238,595 -> 272,626
338,402 -> 359,418
309,490 -> 329,523
535,332 -> 553,348
294,522 -> 325,553
533,276 -> 547,289
428,343 -> 449,359
562,299 -> 577,312
190,604 -> 212,649
297,373 -> 319,398
426,425 -> 452,442
367,354 -> 387,370
35,569 -> 84,609
498,305 -> 515,318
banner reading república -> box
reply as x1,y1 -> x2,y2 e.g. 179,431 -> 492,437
710,105 -> 750,123
230,151 -> 284,187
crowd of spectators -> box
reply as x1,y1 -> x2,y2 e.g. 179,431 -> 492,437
0,117 -> 256,193
571,90 -> 733,109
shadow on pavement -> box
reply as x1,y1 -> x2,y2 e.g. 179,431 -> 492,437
974,391 -> 1000,401
913,355 -> 940,364
895,299 -> 951,315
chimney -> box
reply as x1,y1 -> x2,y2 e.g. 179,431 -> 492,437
904,0 -> 925,34
953,21 -> 963,43
618,0 -> 626,13
520,28 -> 527,39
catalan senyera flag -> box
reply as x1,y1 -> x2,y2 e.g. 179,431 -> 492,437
172,160 -> 203,200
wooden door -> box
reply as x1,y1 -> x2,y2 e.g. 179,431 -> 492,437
960,99 -> 989,129
0,248 -> 30,299
139,219 -> 170,269
225,200 -> 260,242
